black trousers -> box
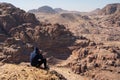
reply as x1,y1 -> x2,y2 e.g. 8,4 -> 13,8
32,58 -> 47,68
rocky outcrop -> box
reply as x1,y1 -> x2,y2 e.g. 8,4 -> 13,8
1,23 -> 75,63
0,3 -> 41,63
0,38 -> 33,63
9,23 -> 75,48
0,3 -> 39,34
34,23 -> 75,48
103,13 -> 120,27
0,63 -> 66,80
99,3 -> 120,15
66,40 -> 120,80
0,34 -> 7,42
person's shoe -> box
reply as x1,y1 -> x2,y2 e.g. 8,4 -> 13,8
44,66 -> 49,70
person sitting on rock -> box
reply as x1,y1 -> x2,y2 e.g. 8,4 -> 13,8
30,47 -> 48,69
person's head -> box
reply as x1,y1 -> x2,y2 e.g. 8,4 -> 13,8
34,47 -> 39,54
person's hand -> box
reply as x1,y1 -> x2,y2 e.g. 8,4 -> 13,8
38,59 -> 41,61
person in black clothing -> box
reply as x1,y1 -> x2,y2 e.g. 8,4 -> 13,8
30,47 -> 47,69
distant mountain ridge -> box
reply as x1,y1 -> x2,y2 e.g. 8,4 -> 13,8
29,3 -> 120,15
54,8 -> 68,13
28,6 -> 67,13
28,6 -> 56,13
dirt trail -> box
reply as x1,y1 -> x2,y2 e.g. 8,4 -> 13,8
50,66 -> 89,80
48,58 -> 89,80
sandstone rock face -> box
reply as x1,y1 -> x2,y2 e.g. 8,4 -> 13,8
34,23 -> 75,48
9,23 -> 75,49
0,34 -> 7,42
0,3 -> 39,34
0,3 -> 40,63
1,38 -> 33,63
103,13 -> 120,27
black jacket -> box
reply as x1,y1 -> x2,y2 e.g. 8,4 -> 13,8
30,48 -> 43,66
